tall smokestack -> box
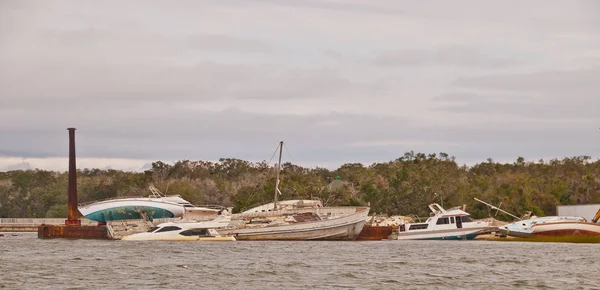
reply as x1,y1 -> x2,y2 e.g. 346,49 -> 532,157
66,128 -> 81,226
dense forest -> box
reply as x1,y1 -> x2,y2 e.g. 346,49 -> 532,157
1,152 -> 599,220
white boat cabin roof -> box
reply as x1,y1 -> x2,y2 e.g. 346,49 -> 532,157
427,203 -> 470,217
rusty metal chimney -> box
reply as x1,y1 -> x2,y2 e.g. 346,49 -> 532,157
65,128 -> 81,226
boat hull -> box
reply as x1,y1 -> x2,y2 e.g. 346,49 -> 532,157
121,235 -> 235,242
219,207 -> 369,241
357,225 -> 393,240
498,228 -> 533,238
499,216 -> 599,238
79,199 -> 185,223
532,222 -> 600,236
395,227 -> 489,240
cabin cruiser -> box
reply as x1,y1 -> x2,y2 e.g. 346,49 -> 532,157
392,203 -> 491,240
121,216 -> 235,241
78,186 -> 221,223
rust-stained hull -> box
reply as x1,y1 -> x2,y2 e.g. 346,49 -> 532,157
37,224 -> 110,239
357,225 -> 393,240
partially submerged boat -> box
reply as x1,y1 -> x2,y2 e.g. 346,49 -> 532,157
499,215 -> 600,238
392,203 -> 491,240
121,216 -> 235,241
475,198 -> 600,238
219,206 -> 370,240
217,141 -> 370,240
78,186 -> 220,223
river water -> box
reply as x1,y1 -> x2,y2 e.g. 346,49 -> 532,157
1,232 -> 599,289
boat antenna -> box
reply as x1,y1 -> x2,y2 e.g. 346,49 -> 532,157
473,198 -> 521,220
149,185 -> 164,198
273,141 -> 284,211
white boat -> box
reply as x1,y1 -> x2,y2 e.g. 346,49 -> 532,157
121,216 -> 236,241
78,186 -> 220,223
241,199 -> 324,214
220,206 -> 370,240
217,141 -> 370,240
499,215 -> 600,238
393,203 -> 491,240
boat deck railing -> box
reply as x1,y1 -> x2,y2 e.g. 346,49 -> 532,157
408,215 -> 429,223
187,204 -> 227,210
231,206 -> 367,219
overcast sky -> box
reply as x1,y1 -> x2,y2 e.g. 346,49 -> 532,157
1,0 -> 599,171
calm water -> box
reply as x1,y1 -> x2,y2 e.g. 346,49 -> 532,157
1,232 -> 599,289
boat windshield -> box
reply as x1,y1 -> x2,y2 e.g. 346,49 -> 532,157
154,226 -> 182,233
179,229 -> 209,236
460,216 -> 473,223
409,224 -> 428,230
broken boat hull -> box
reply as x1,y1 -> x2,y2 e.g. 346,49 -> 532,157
218,206 -> 369,241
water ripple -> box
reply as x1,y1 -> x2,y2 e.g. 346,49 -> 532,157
1,233 -> 600,289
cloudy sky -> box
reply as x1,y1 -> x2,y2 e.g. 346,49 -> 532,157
1,0 -> 599,171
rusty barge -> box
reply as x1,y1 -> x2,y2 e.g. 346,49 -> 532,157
37,128 -> 110,240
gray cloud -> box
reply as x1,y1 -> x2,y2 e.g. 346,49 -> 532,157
1,108 -> 597,168
225,0 -> 404,15
186,34 -> 279,53
3,161 -> 32,171
435,69 -> 600,118
1,0 -> 599,169
371,46 -> 516,68
0,59 -> 379,110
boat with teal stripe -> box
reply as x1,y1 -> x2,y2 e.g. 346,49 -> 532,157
78,186 -> 219,223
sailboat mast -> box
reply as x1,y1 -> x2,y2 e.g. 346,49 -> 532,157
274,141 -> 284,211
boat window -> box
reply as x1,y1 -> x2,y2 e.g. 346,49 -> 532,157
436,217 -> 450,225
460,216 -> 473,223
148,227 -> 158,232
408,224 -> 428,230
179,229 -> 209,236
183,204 -> 194,208
155,226 -> 181,233
450,217 -> 455,224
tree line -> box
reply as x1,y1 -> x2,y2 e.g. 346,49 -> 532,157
1,152 -> 599,220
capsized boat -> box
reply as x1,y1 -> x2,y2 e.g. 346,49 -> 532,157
78,186 -> 220,223
217,141 -> 370,240
499,215 -> 600,238
392,203 -> 491,240
121,216 -> 235,241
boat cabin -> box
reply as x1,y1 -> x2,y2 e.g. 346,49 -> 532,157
147,225 -> 220,237
401,203 -> 474,232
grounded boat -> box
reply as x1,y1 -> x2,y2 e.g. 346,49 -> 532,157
121,216 -> 235,241
357,225 -> 393,240
392,203 -> 491,240
78,186 -> 220,223
499,215 -> 600,238
217,141 -> 370,240
219,206 -> 370,240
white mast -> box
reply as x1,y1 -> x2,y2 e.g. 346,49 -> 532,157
474,198 -> 521,220
273,141 -> 284,211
